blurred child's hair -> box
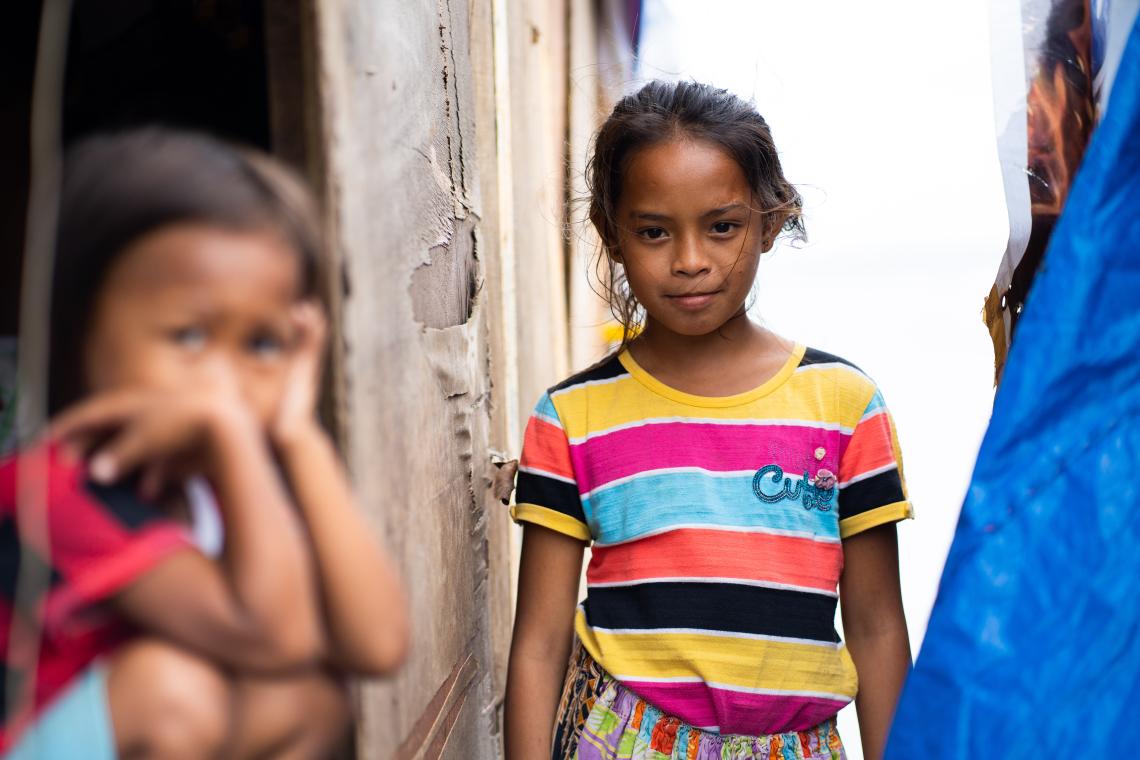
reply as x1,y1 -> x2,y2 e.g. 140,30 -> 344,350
585,80 -> 805,345
49,128 -> 324,414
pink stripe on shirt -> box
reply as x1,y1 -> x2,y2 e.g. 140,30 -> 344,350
570,421 -> 846,495
622,679 -> 850,735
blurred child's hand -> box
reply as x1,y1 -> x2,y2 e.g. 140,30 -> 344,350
271,302 -> 328,446
51,382 -> 260,498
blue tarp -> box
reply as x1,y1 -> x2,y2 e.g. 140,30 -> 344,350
885,17 -> 1140,759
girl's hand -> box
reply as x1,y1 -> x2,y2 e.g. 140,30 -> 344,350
271,301 -> 328,447
52,383 -> 259,495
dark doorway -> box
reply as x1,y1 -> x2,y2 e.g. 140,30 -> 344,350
2,0 -> 315,448
3,0 -> 276,326
62,0 -> 273,148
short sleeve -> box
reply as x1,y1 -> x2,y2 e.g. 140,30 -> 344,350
45,467 -> 192,633
838,388 -> 913,539
511,393 -> 591,541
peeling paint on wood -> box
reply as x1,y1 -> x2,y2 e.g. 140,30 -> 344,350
411,217 -> 478,329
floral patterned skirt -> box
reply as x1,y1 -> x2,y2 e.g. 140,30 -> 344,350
552,640 -> 846,760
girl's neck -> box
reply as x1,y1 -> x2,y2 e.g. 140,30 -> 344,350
627,310 -> 794,398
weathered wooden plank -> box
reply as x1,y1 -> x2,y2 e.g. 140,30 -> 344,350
310,0 -> 509,757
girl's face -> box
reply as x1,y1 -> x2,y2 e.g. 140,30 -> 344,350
614,137 -> 771,338
83,223 -> 302,428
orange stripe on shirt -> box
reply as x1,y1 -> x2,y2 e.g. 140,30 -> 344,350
840,411 -> 897,483
520,417 -> 575,481
587,528 -> 843,593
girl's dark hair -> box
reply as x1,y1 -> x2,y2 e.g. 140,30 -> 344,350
585,80 -> 805,345
49,127 -> 323,414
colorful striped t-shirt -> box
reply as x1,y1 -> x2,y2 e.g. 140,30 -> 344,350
511,344 -> 912,736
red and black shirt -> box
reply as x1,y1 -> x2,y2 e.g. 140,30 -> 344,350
0,445 -> 190,749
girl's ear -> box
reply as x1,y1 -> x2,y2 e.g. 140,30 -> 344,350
590,207 -> 622,261
760,210 -> 790,253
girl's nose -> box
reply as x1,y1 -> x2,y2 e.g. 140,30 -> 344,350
196,353 -> 243,397
672,236 -> 711,276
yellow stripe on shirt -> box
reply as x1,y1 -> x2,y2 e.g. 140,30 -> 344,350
575,612 -> 859,697
511,503 -> 592,541
839,500 -> 913,539
552,365 -> 877,442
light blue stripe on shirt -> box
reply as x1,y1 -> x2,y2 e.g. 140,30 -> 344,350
533,393 -> 559,424
583,470 -> 840,545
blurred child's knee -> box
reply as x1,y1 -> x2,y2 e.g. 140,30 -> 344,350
292,672 -> 352,753
108,639 -> 233,759
231,669 -> 351,758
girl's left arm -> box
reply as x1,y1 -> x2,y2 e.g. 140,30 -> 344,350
839,523 -> 911,760
273,303 -> 410,676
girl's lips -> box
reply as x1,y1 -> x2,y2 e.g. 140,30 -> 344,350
667,291 -> 719,310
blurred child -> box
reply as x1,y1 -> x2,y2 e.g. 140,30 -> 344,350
505,81 -> 913,760
1,128 -> 408,759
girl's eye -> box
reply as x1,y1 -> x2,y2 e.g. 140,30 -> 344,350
247,332 -> 285,358
170,326 -> 207,351
638,227 -> 668,241
711,221 -> 739,235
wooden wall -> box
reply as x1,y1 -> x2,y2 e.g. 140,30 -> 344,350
303,0 -> 595,756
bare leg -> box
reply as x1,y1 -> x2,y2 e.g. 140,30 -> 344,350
228,670 -> 351,759
108,639 -> 233,760
107,638 -> 349,759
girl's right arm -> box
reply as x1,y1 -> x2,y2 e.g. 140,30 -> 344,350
54,389 -> 325,674
504,524 -> 586,759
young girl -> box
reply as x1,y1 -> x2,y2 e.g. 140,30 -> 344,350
1,129 -> 408,758
505,81 -> 912,760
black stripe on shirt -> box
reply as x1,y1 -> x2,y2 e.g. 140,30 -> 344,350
515,470 -> 587,524
839,468 -> 905,521
84,479 -> 164,530
799,347 -> 864,372
549,355 -> 627,394
583,581 -> 840,643
0,517 -> 63,606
